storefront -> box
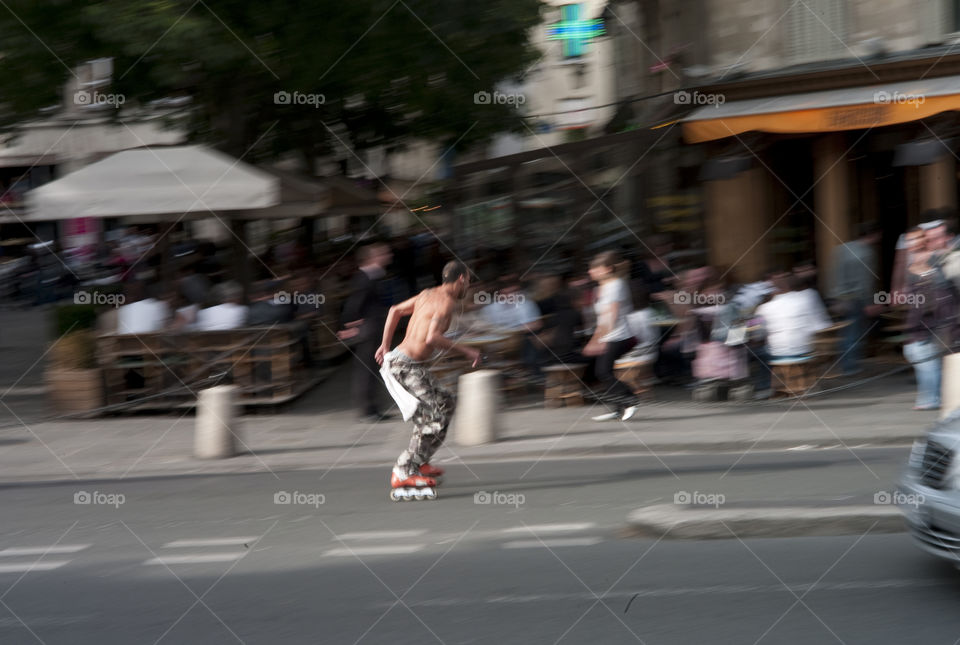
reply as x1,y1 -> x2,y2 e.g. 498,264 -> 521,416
682,67 -> 960,286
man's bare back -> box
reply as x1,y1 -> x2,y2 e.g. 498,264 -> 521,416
375,272 -> 480,367
395,288 -> 455,361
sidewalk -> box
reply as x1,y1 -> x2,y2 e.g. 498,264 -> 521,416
0,359 -> 932,484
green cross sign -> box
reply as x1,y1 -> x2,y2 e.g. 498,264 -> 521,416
547,4 -> 605,58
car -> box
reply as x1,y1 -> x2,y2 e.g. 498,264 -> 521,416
898,410 -> 960,565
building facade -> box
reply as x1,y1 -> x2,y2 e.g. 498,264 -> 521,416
644,0 -> 960,284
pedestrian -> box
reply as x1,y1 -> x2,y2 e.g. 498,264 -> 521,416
903,242 -> 958,410
375,260 -> 480,500
339,243 -> 394,422
755,269 -> 832,362
194,281 -> 247,331
829,223 -> 880,376
583,251 -> 641,422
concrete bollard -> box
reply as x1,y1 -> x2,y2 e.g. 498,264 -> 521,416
195,385 -> 240,459
942,354 -> 960,420
454,370 -> 501,446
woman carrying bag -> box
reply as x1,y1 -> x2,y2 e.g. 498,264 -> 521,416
583,251 -> 641,422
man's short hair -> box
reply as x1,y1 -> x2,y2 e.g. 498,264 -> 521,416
215,281 -> 243,304
857,222 -> 880,239
358,243 -> 388,265
442,260 -> 468,284
254,279 -> 282,300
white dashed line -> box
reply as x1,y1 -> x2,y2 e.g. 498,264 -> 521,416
162,538 -> 257,548
0,545 -> 91,556
501,523 -> 596,534
144,553 -> 245,565
0,561 -> 71,573
323,545 -> 424,557
337,530 -> 428,541
502,538 -> 602,549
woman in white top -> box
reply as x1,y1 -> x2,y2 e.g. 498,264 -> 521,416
584,251 -> 641,421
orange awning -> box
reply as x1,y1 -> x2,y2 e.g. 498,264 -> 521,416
682,76 -> 960,143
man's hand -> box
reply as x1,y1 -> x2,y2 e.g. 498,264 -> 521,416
375,344 -> 389,366
582,340 -> 605,357
337,319 -> 364,341
463,346 -> 482,368
864,303 -> 885,318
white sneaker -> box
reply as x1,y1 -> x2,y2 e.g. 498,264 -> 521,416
591,411 -> 619,422
621,405 -> 639,421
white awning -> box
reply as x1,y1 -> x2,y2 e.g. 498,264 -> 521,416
23,145 -> 280,221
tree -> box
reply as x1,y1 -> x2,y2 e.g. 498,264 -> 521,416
0,0 -> 543,165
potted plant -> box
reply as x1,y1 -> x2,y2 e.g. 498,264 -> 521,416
45,330 -> 104,416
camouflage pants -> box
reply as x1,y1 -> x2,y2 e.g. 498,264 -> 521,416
389,357 -> 455,478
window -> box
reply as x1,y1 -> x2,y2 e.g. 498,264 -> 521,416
784,0 -> 848,65
923,0 -> 959,43
555,97 -> 593,129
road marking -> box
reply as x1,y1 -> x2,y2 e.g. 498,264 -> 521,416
502,538 -> 602,549
0,545 -> 90,556
337,530 -> 428,541
385,578 -> 950,607
162,538 -> 257,548
0,561 -> 71,573
0,616 -> 93,627
323,545 -> 424,557
144,553 -> 245,565
501,523 -> 596,534
0,385 -> 45,396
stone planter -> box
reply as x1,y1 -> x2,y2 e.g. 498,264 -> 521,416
45,367 -> 105,416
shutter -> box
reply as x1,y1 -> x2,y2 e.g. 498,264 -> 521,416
785,0 -> 847,64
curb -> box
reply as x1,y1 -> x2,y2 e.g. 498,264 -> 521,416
456,435 -> 918,457
0,439 -> 917,485
623,504 -> 906,539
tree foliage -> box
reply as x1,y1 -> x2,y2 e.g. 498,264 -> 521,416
0,0 -> 544,164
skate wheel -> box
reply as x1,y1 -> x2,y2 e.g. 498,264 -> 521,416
414,489 -> 425,501
390,489 -> 403,502
425,487 -> 437,500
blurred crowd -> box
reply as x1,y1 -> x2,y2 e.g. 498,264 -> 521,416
7,217 -> 960,414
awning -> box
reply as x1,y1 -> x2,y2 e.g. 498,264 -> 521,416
242,168 -> 382,219
682,75 -> 960,143
24,145 -> 280,221
0,154 -> 59,168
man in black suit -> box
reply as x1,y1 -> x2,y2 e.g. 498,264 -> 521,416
339,243 -> 394,422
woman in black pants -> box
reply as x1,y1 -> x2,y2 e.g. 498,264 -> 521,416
583,251 -> 641,421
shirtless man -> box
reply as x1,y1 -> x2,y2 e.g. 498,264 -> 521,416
375,260 -> 481,499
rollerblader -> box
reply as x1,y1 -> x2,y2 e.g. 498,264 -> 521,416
376,261 -> 480,501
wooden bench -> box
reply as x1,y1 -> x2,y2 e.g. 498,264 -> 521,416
613,356 -> 655,399
543,363 -> 587,408
429,355 -> 473,390
97,322 -> 326,411
769,355 -> 816,398
810,320 -> 851,379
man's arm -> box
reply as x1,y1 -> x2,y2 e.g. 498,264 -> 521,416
337,273 -> 370,340
425,304 -> 481,367
376,294 -> 418,362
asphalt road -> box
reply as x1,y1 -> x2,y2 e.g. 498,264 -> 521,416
1,449 -> 956,644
